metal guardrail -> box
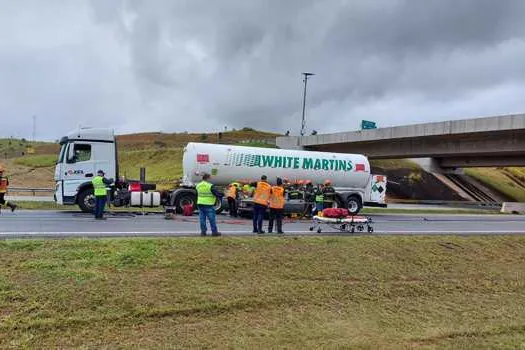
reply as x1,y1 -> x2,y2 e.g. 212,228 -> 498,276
388,199 -> 502,209
8,187 -> 55,196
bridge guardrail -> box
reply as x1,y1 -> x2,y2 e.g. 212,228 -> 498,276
8,187 -> 55,196
388,199 -> 502,209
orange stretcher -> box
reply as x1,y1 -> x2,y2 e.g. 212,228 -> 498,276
309,215 -> 374,234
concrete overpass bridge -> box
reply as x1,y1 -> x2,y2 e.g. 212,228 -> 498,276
276,113 -> 525,168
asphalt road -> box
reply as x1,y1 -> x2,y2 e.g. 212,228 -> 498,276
0,210 -> 524,238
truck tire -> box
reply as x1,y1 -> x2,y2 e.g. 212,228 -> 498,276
77,188 -> 95,213
172,189 -> 224,214
346,195 -> 362,215
173,190 -> 197,214
213,198 -> 224,215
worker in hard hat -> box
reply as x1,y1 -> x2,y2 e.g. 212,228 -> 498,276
304,180 -> 315,217
225,182 -> 240,217
322,179 -> 336,209
252,175 -> 271,234
0,165 -> 17,212
313,183 -> 325,216
91,169 -> 113,220
242,183 -> 254,198
268,177 -> 285,234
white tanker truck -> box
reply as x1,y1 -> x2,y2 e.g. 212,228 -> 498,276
54,128 -> 386,215
170,142 -> 386,215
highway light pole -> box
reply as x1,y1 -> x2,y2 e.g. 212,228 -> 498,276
300,72 -> 315,136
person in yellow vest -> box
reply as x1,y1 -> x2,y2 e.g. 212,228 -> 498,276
225,182 -> 240,217
91,170 -> 113,220
0,165 -> 17,213
196,173 -> 222,236
268,177 -> 285,234
252,175 -> 271,234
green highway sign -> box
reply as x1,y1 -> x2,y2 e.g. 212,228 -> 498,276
361,120 -> 377,130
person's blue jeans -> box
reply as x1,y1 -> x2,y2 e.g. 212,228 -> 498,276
94,195 -> 107,218
198,205 -> 218,234
313,202 -> 324,215
252,204 -> 267,233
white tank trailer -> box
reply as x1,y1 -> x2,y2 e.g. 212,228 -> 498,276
169,143 -> 387,214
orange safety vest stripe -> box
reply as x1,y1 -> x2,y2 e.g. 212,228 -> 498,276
253,181 -> 271,206
269,186 -> 285,209
226,185 -> 237,199
0,178 -> 7,193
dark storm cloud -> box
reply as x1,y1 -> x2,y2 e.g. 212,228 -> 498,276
1,0 -> 525,139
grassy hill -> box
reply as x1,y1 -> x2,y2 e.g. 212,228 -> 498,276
3,132 -> 525,202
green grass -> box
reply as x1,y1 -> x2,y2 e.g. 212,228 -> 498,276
371,159 -> 420,170
13,154 -> 57,168
119,148 -> 183,183
235,141 -> 278,148
1,236 -> 525,348
465,168 -> 525,202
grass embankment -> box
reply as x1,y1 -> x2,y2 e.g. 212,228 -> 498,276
13,154 -> 57,168
1,237 -> 525,348
465,168 -> 525,202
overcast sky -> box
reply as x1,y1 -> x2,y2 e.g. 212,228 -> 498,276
1,0 -> 525,140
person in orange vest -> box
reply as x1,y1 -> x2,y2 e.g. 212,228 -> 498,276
268,177 -> 285,234
252,175 -> 271,234
0,165 -> 17,213
225,182 -> 240,217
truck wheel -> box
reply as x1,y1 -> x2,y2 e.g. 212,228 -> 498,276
77,188 -> 95,213
174,191 -> 197,214
347,195 -> 362,215
214,198 -> 224,214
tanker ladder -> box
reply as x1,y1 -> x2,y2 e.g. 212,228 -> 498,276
309,215 -> 374,234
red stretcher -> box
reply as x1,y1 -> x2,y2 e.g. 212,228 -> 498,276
309,215 -> 374,234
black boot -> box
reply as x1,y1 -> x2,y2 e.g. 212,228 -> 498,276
7,202 -> 17,212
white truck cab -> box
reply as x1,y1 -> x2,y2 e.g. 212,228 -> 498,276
54,128 -> 118,211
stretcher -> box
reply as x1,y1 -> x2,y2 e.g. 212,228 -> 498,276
309,215 -> 374,234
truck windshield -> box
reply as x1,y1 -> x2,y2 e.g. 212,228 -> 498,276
57,143 -> 67,164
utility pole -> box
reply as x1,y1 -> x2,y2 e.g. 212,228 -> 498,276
300,72 -> 315,136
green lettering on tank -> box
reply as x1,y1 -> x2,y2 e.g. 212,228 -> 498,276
274,156 -> 283,168
303,158 -> 313,169
293,157 -> 300,169
322,159 -> 329,170
338,160 -> 346,171
261,155 -> 274,167
253,155 -> 261,167
346,160 -> 353,171
314,159 -> 321,170
329,159 -> 335,170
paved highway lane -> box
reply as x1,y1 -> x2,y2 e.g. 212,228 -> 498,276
1,210 -> 525,238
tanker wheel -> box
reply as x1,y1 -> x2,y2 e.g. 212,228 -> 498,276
346,195 -> 362,215
213,198 -> 223,214
77,188 -> 95,213
174,192 -> 197,214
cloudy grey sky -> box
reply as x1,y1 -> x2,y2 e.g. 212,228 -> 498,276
1,0 -> 525,140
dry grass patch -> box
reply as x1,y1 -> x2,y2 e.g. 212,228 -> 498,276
1,236 -> 525,348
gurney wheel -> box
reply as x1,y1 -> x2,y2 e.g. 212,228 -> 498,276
351,227 -> 355,233
357,225 -> 364,232
317,228 -> 322,233
309,226 -> 314,231
368,226 -> 374,233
